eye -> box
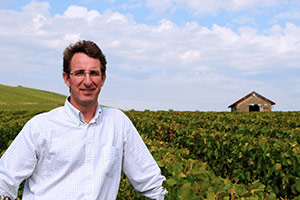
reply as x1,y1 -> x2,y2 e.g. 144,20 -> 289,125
89,70 -> 100,76
74,70 -> 85,76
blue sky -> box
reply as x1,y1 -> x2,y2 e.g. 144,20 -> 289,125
0,0 -> 300,111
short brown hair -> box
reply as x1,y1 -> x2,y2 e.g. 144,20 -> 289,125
63,40 -> 107,78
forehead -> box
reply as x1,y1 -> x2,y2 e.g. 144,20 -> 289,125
70,52 -> 101,71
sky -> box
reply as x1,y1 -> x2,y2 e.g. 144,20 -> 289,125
0,0 -> 300,111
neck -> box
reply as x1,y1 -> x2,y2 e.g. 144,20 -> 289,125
80,104 -> 97,123
69,97 -> 97,123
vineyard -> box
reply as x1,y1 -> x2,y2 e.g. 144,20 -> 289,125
1,109 -> 300,199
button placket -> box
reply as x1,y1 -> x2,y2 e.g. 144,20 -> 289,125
85,123 -> 95,198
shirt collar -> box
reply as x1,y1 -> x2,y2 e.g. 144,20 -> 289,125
64,97 -> 102,125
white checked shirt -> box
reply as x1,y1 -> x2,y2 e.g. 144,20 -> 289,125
0,98 -> 167,200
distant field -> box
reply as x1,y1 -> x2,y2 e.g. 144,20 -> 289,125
0,84 -> 66,110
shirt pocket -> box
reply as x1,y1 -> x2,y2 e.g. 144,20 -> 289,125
100,145 -> 120,178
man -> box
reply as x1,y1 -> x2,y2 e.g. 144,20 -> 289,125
0,40 -> 167,199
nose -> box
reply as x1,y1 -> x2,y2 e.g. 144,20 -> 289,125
83,73 -> 92,86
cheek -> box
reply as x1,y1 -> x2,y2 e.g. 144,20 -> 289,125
70,79 -> 82,86
94,80 -> 104,87
100,78 -> 105,87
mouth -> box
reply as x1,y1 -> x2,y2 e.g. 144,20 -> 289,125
80,88 -> 95,93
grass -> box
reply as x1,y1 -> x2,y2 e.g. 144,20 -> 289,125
0,84 -> 66,110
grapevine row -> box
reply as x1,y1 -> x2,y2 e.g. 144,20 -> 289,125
1,109 -> 300,199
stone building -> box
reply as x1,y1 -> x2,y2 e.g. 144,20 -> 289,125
228,91 -> 275,112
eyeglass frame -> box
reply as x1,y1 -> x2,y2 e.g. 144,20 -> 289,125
67,70 -> 103,79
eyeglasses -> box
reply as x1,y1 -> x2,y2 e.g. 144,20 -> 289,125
68,70 -> 101,78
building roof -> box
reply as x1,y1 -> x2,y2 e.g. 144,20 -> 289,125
228,91 -> 276,108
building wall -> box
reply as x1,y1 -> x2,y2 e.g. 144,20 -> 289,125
235,95 -> 272,112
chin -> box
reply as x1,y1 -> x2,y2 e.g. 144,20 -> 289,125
81,97 -> 97,104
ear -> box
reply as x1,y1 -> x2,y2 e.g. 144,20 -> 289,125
101,73 -> 106,87
63,72 -> 71,87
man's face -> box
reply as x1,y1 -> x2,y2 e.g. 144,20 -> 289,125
63,52 -> 106,109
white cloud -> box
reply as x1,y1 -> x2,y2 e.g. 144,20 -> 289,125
146,0 -> 174,14
64,34 -> 81,43
106,10 -> 128,23
144,0 -> 281,17
62,5 -> 101,22
0,1 -> 300,111
180,50 -> 202,62
230,0 -> 279,10
22,0 -> 50,16
156,19 -> 176,31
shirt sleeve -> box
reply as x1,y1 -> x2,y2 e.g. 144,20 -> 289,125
121,115 -> 168,200
0,120 -> 38,199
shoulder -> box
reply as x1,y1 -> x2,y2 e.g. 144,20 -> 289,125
101,107 -> 127,117
100,107 -> 131,124
26,106 -> 64,127
16,107 -> 64,143
32,106 -> 64,119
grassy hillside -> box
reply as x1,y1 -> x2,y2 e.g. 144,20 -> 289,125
0,84 -> 66,110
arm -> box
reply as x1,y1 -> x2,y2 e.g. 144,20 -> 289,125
122,116 -> 167,200
0,121 -> 38,199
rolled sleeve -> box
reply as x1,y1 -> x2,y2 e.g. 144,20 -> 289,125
0,121 -> 38,199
